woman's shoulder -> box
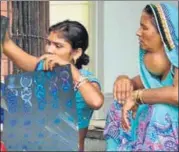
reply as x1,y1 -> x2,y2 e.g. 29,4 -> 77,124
79,69 -> 97,80
79,69 -> 94,76
79,69 -> 101,87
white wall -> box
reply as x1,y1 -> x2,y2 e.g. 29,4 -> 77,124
102,1 -> 178,93
49,1 -> 98,72
49,1 -> 89,27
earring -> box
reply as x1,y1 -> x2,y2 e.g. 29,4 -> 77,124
72,58 -> 76,64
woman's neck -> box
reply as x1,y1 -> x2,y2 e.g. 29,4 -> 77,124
147,45 -> 164,54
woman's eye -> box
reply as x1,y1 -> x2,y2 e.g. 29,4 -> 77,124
55,45 -> 62,49
143,26 -> 148,30
46,40 -> 51,45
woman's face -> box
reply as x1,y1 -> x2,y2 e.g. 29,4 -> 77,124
136,11 -> 163,52
45,31 -> 73,62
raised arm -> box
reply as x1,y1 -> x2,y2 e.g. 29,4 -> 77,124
3,32 -> 38,71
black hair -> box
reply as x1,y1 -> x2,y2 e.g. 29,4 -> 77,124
144,5 -> 158,31
49,20 -> 89,69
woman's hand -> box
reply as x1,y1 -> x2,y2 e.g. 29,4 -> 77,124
121,95 -> 138,131
113,75 -> 134,104
38,54 -> 70,71
38,54 -> 83,83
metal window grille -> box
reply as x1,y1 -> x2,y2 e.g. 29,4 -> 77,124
1,1 -> 49,75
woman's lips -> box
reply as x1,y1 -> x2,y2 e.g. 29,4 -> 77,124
139,40 -> 143,44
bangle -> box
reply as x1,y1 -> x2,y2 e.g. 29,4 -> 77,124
138,89 -> 144,104
133,89 -> 145,104
74,75 -> 88,89
132,91 -> 141,105
76,79 -> 88,89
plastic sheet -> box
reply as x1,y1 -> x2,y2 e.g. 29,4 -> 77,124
1,65 -> 78,151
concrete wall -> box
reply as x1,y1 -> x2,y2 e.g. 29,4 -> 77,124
49,1 -> 96,72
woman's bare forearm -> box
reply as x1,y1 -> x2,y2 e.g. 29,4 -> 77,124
141,86 -> 178,106
78,82 -> 104,110
141,68 -> 178,106
3,37 -> 38,71
71,65 -> 104,110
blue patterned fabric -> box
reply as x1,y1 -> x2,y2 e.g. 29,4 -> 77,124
104,3 -> 178,151
36,60 -> 101,129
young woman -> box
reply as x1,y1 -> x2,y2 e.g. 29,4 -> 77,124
2,18 -> 104,151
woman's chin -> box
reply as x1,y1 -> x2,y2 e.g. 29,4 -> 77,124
139,44 -> 146,50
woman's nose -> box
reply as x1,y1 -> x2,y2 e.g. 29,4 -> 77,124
136,28 -> 141,37
45,45 -> 55,54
